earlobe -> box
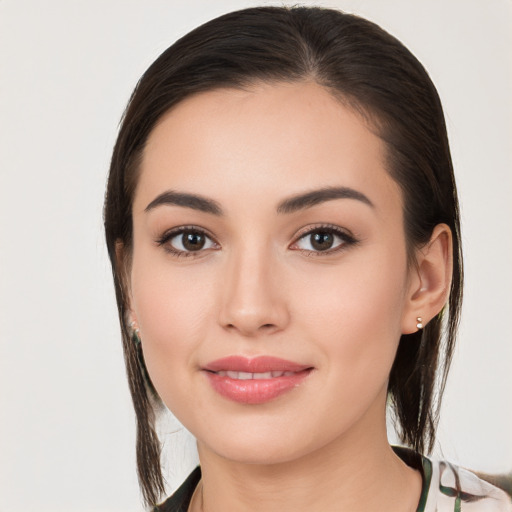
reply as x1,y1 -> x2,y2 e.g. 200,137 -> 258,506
402,224 -> 453,334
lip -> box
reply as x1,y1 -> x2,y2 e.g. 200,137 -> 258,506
204,355 -> 311,373
203,356 -> 313,404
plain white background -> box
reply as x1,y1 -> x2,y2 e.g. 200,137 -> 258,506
0,0 -> 511,510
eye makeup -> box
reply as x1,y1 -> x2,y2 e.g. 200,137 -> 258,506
290,223 -> 359,257
155,225 -> 219,258
155,222 -> 359,259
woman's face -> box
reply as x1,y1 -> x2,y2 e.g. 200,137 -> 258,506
129,82 -> 418,464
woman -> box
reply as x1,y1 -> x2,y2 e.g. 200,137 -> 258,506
104,6 -> 511,511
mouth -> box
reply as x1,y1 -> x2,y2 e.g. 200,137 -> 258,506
202,356 -> 314,404
212,370 -> 300,379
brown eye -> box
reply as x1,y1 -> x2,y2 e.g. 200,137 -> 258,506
310,232 -> 335,251
292,226 -> 357,254
181,232 -> 206,251
161,229 -> 217,255
296,230 -> 340,252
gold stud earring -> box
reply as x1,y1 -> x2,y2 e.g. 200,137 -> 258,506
416,317 -> 423,330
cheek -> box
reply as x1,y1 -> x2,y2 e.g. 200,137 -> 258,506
293,249 -> 408,384
129,251 -> 218,397
298,248 -> 407,322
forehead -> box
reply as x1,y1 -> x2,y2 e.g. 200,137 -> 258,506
136,81 -> 401,215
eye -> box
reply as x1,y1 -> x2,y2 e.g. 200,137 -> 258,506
157,227 -> 218,256
291,225 -> 357,254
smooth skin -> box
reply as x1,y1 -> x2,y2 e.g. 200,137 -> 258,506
125,81 -> 452,511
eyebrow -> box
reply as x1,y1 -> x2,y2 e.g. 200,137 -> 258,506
144,186 -> 373,216
276,186 -> 374,214
145,190 -> 223,215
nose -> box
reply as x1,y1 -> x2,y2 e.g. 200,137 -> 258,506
218,245 -> 290,337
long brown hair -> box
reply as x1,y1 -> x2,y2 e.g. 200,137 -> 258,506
104,6 -> 463,507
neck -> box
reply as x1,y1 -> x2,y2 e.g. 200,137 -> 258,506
193,392 -> 422,512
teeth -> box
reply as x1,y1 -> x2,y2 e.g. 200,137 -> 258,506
229,371 -> 252,380
254,372 -> 272,379
216,370 -> 295,380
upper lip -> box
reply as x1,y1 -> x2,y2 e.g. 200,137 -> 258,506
203,356 -> 312,373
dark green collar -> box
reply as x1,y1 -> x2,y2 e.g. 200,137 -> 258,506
157,447 -> 433,512
392,445 -> 432,512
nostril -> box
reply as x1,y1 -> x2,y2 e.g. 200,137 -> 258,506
260,323 -> 278,332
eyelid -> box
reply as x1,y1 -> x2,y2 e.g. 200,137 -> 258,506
155,223 -> 358,257
155,225 -> 220,257
289,223 -> 358,255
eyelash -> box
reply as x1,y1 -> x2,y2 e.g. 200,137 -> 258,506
290,224 -> 358,257
155,225 -> 219,258
155,224 -> 358,258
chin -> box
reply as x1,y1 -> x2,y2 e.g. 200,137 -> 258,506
210,439 -> 307,466
195,419 -> 335,467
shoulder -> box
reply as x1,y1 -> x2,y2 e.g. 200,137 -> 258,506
154,466 -> 201,512
423,456 -> 512,512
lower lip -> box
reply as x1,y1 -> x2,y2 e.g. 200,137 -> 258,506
204,370 -> 312,404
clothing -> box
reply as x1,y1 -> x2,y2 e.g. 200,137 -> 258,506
155,447 -> 512,511
156,466 -> 201,512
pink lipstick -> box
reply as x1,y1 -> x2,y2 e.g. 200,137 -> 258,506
203,356 -> 313,404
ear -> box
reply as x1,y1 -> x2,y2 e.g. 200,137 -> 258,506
401,223 -> 453,334
115,241 -> 138,327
